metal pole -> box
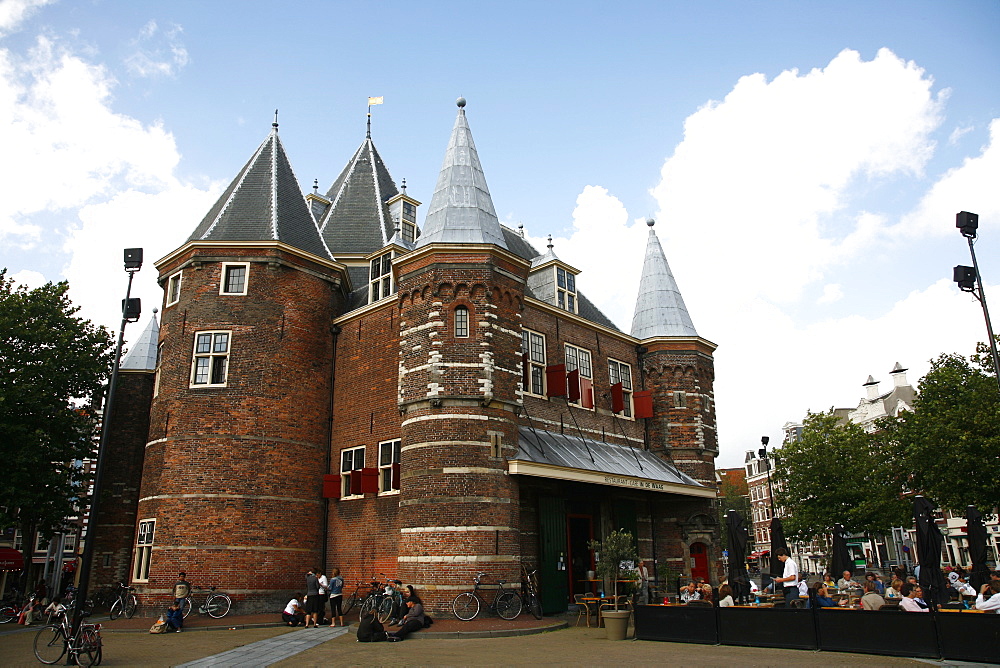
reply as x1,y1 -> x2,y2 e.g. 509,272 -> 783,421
966,235 -> 1000,392
71,267 -> 137,639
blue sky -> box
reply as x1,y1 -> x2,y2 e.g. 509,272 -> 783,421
2,0 -> 999,466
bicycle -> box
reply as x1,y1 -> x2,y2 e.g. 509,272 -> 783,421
179,585 -> 232,619
342,577 -> 376,615
32,608 -> 102,666
452,571 -> 522,621
520,565 -> 543,619
108,582 -> 138,620
0,588 -> 22,623
359,575 -> 403,624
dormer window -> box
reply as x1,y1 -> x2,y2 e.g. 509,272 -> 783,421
402,202 -> 417,244
370,251 -> 393,304
556,267 -> 576,314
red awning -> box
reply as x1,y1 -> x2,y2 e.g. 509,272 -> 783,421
748,550 -> 770,559
0,547 -> 24,571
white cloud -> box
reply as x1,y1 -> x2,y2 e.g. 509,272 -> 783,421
123,20 -> 189,78
817,284 -> 843,304
949,125 -> 974,145
9,268 -> 46,289
0,0 -> 54,37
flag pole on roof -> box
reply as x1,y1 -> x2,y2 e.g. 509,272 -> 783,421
367,96 -> 383,138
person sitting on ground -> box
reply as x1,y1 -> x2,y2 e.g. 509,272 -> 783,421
884,579 -> 903,599
357,609 -> 387,642
837,570 -> 860,591
975,581 -> 1000,613
282,594 -> 305,626
864,572 -> 885,595
165,602 -> 184,632
809,583 -> 839,608
860,580 -> 886,610
43,596 -> 65,624
717,584 -> 734,607
899,583 -> 928,612
679,581 -> 701,603
387,595 -> 426,641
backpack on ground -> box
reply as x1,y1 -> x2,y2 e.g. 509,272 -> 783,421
422,615 -> 434,628
357,612 -> 387,642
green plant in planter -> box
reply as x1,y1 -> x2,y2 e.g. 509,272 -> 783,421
587,529 -> 638,611
656,562 -> 681,596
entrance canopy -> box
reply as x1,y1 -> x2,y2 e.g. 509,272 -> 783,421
509,426 -> 714,498
0,547 -> 24,571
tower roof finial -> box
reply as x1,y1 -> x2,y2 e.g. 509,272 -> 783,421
646,217 -> 655,227
547,234 -> 553,251
457,96 -> 466,108
273,109 -> 278,130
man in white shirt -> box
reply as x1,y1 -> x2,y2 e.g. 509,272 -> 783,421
975,581 -> 1000,613
773,548 -> 799,606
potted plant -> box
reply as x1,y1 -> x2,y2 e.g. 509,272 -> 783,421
587,529 -> 639,640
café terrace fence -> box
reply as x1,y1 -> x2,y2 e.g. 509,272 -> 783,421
635,604 -> 999,663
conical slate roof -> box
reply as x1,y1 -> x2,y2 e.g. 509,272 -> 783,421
187,124 -> 332,260
631,220 -> 698,339
120,315 -> 159,371
319,136 -> 399,255
416,99 -> 507,250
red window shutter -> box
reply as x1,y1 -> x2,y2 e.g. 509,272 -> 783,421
323,474 -> 341,499
391,462 -> 401,490
349,470 -> 362,495
634,390 -> 654,418
521,352 -> 529,390
361,467 -> 379,494
567,369 -> 581,402
580,377 -> 594,409
611,382 -> 624,413
546,364 -> 567,397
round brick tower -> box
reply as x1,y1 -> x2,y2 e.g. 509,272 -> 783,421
135,125 -> 343,611
394,100 -> 529,611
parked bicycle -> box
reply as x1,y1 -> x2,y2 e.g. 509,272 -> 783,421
520,565 -> 543,619
0,588 -> 23,623
179,585 -> 232,619
32,608 -> 102,666
359,575 -> 403,624
342,577 -> 376,615
108,581 -> 138,620
452,571 -> 522,621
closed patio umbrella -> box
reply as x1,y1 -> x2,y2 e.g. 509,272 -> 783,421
966,505 -> 991,592
914,495 -> 948,609
769,517 -> 789,578
831,524 -> 852,578
726,510 -> 751,604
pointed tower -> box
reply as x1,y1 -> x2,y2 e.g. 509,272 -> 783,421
632,219 -> 718,486
394,99 -> 529,611
137,120 -> 345,612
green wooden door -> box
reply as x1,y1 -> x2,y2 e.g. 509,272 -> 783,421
538,496 -> 568,614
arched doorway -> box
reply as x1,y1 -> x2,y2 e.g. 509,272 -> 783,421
690,542 -> 709,582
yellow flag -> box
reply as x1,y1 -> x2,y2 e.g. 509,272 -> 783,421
368,96 -> 384,106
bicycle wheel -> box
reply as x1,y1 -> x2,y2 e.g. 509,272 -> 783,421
108,599 -> 122,621
0,604 -> 17,623
75,627 -> 101,667
377,597 -> 394,624
529,594 -> 543,620
359,595 -> 377,617
124,594 -> 138,619
452,592 -> 480,621
33,625 -> 67,664
179,597 -> 192,618
343,594 -> 357,614
495,591 -> 522,620
206,593 -> 231,618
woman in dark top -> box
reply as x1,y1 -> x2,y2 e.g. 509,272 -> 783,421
388,596 -> 426,641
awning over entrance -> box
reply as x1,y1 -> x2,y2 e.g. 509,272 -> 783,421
0,547 -> 24,571
509,426 -> 714,498
749,550 -> 770,559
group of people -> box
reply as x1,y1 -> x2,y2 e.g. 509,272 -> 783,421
282,567 -> 345,627
356,584 -> 428,642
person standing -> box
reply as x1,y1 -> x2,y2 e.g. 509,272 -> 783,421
303,568 -> 321,628
773,548 -> 799,606
637,560 -> 651,605
316,569 -> 329,626
328,568 -> 344,627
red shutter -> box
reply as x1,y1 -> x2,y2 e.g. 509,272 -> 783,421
521,352 -> 529,391
611,382 -> 624,413
361,467 -> 379,494
634,390 -> 654,418
391,462 -> 401,490
349,470 -> 362,495
567,369 -> 581,402
580,377 -> 594,409
322,474 -> 341,499
546,364 -> 567,397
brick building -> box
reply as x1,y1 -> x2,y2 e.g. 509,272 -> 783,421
95,100 -> 722,614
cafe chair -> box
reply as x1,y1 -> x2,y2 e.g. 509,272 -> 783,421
574,593 -> 593,627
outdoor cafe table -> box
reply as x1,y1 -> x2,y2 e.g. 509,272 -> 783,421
580,596 -> 613,627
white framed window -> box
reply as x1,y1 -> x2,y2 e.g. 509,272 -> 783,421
608,358 -> 633,418
402,201 -> 417,244
133,518 -> 155,582
454,306 -> 469,338
340,445 -> 365,498
521,329 -> 546,396
166,271 -> 182,306
378,439 -> 401,494
369,252 -> 393,304
191,331 -> 230,387
555,267 -> 577,314
220,262 -> 249,295
564,343 -> 592,406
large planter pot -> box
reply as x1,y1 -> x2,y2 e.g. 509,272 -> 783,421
603,610 -> 631,640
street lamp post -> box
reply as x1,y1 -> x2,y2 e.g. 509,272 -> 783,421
71,249 -> 142,638
758,436 -> 776,522
953,211 -> 1000,393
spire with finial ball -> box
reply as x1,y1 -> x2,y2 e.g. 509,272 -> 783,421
456,97 -> 466,108
646,218 -> 655,227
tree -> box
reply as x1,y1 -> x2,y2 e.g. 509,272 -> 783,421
892,348 -> 1000,512
0,270 -> 114,582
773,410 -> 910,540
587,529 -> 638,610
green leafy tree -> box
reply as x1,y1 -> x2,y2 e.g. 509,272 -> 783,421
892,348 -> 1000,511
0,270 -> 114,583
773,410 -> 910,540
587,529 -> 638,610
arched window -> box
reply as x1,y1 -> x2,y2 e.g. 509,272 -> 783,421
454,306 -> 469,338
